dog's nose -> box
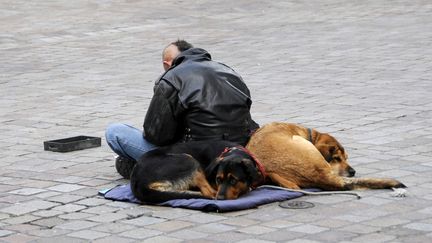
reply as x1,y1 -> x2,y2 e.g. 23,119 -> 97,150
348,167 -> 356,177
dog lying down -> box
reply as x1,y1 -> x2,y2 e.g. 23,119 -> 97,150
130,141 -> 266,204
131,122 -> 406,204
246,122 -> 406,193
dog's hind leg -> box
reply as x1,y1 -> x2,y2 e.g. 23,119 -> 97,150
267,172 -> 301,189
342,177 -> 406,190
263,173 -> 361,198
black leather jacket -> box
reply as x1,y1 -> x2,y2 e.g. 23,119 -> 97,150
143,48 -> 259,146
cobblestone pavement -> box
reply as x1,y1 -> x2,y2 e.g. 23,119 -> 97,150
1,0 -> 432,242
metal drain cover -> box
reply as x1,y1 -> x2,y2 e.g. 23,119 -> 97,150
279,201 -> 315,209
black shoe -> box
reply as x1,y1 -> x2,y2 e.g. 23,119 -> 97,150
115,156 -> 136,179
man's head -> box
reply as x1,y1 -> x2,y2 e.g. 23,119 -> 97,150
162,40 -> 193,71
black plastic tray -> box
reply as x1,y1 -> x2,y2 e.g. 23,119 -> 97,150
44,136 -> 101,152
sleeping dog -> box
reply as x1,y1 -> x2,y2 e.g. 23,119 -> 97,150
130,141 -> 265,204
246,122 -> 406,191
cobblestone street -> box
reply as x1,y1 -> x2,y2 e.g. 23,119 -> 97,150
1,0 -> 432,242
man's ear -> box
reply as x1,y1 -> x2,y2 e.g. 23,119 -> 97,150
163,61 -> 171,71
316,145 -> 336,163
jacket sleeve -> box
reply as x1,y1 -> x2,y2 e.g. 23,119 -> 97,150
143,80 -> 184,146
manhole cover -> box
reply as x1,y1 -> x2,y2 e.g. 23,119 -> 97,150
279,201 -> 315,209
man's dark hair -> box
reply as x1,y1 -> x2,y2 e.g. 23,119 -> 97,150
171,39 -> 193,52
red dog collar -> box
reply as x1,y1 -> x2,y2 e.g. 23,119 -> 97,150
218,146 -> 267,187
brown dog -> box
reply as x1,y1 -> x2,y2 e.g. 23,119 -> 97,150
246,122 -> 406,191
264,122 -> 356,177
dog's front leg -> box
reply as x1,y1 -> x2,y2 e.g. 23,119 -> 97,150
194,170 -> 217,198
267,172 -> 301,189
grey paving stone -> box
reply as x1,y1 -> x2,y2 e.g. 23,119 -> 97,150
0,230 -> 14,237
305,230 -> 359,242
0,200 -> 59,216
193,222 -> 237,234
31,209 -> 64,218
1,0 -> 432,242
90,222 -> 137,234
119,228 -> 163,240
75,197 -> 108,207
167,229 -> 208,240
288,224 -> 329,234
180,212 -> 227,224
46,194 -> 85,204
55,220 -> 100,231
46,184 -> 86,193
223,217 -> 259,227
7,188 -> 47,196
86,212 -> 128,223
202,231 -> 251,243
257,229 -> 306,242
0,195 -> 32,205
0,233 -> 39,242
3,222 -> 42,232
121,215 -> 166,226
0,213 -> 11,220
404,222 -> 432,232
140,236 -> 183,243
58,212 -> 95,220
51,204 -> 87,213
236,225 -> 277,235
32,236 -> 89,243
288,240 -> 321,243
1,215 -> 40,225
92,235 -> 136,243
149,207 -> 194,219
31,217 -> 67,228
363,217 -> 411,228
34,191 -> 63,199
351,232 -> 397,243
67,229 -> 110,240
27,228 -> 72,238
80,205 -> 118,214
339,224 -> 381,234
145,220 -> 195,232
237,239 -> 275,243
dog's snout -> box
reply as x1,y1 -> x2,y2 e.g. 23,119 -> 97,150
216,194 -> 225,200
348,167 -> 356,177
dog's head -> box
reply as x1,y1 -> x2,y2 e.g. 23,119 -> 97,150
314,133 -> 356,177
205,147 -> 264,200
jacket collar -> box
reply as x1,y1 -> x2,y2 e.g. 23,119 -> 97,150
171,48 -> 212,67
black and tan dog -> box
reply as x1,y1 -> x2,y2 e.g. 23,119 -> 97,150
130,141 -> 264,204
246,122 -> 406,191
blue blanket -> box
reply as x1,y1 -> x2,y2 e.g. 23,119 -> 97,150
99,184 -> 310,212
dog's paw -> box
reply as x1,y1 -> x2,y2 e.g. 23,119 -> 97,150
201,187 -> 217,199
391,187 -> 407,197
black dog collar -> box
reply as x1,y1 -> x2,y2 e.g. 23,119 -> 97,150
307,127 -> 313,143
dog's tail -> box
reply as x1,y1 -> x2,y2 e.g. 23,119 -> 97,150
342,177 -> 406,190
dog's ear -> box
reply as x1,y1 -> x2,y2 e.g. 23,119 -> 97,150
241,159 -> 261,183
316,145 -> 336,163
205,158 -> 221,184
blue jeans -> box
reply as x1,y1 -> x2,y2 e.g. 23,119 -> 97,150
105,123 -> 158,161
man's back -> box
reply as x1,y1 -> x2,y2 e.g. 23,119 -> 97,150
144,48 -> 258,146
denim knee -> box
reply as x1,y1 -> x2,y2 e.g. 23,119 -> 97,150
105,123 -> 131,157
105,123 -> 129,142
